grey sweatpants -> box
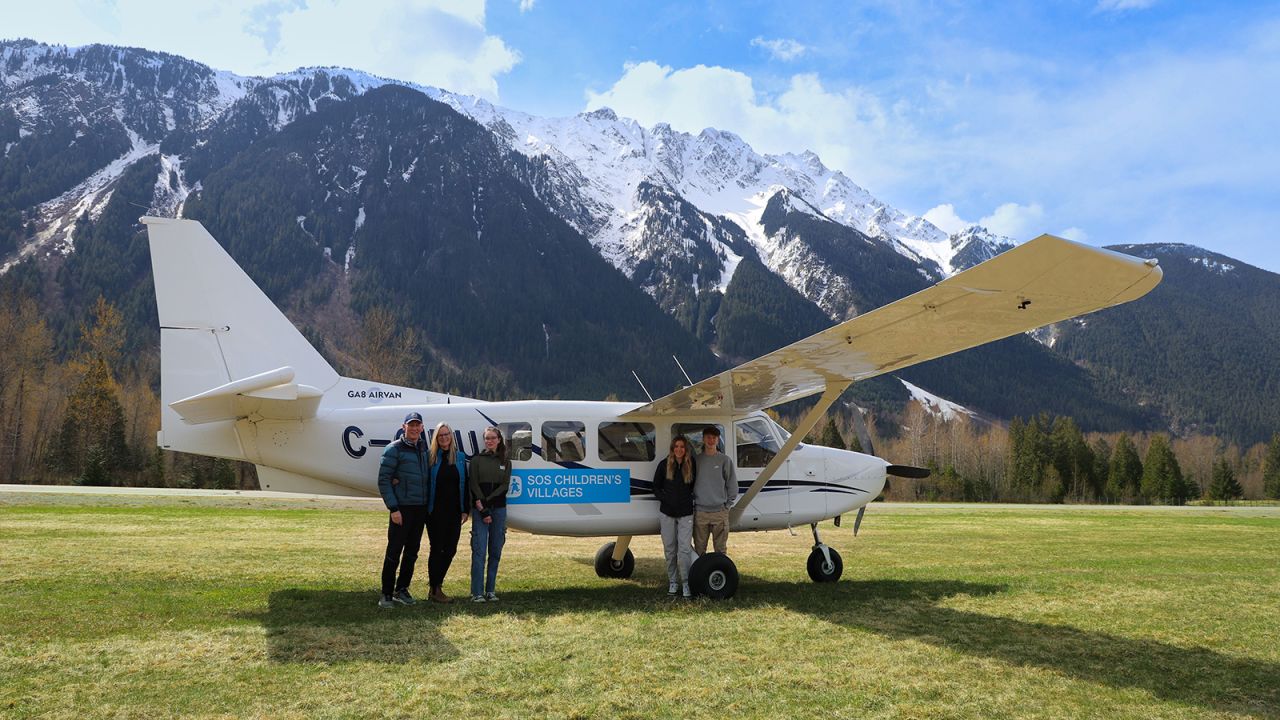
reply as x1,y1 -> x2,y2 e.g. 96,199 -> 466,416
659,513 -> 694,584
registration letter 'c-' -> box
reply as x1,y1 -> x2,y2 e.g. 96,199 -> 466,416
342,426 -> 366,459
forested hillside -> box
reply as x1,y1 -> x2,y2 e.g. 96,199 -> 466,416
1056,244 -> 1280,444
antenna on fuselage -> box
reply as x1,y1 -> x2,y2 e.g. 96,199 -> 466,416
672,355 -> 694,387
631,370 -> 654,403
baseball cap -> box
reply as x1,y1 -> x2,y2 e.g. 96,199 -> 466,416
403,412 -> 424,424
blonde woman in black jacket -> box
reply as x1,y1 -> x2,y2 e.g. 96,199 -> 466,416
652,436 -> 697,598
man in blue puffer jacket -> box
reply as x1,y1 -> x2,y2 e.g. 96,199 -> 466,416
376,412 -> 430,608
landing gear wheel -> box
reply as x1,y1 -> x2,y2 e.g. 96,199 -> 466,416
689,552 -> 739,599
594,542 -> 635,579
807,546 -> 843,583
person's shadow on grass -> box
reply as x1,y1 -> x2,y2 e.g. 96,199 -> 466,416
262,576 -> 1278,717
259,588 -> 460,664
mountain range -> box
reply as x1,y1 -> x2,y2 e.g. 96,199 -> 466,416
2,39 -> 1277,444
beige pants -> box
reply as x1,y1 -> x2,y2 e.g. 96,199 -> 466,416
693,508 -> 729,555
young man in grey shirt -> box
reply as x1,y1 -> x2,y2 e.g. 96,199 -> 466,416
693,425 -> 737,555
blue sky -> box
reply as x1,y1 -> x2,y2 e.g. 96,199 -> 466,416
8,1 -> 1280,272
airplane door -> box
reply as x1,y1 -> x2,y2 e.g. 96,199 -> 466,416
733,418 -> 790,519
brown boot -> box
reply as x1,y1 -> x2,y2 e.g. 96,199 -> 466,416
429,586 -> 454,604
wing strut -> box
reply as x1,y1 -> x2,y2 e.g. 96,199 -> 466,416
730,381 -> 850,525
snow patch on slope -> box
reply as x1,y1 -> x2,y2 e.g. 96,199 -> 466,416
1,125 -> 157,275
900,378 -> 975,421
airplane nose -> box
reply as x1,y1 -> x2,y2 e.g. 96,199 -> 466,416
824,449 -> 887,499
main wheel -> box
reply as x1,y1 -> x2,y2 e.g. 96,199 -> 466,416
807,546 -> 843,583
688,552 -> 739,599
594,542 -> 635,578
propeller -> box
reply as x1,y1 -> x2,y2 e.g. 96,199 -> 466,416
848,404 -> 877,536
845,404 -> 932,535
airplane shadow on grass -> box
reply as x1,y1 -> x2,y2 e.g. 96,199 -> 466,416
260,576 -> 1279,718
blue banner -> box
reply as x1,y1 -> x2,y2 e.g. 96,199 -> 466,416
507,468 -> 631,504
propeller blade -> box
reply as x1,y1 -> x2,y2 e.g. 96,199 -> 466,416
849,403 -> 876,456
853,506 -> 866,536
887,464 -> 932,479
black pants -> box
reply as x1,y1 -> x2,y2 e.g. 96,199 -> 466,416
381,505 -> 427,596
426,505 -> 462,589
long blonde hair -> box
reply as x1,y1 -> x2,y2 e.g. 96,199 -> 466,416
429,422 -> 458,465
666,437 -> 693,484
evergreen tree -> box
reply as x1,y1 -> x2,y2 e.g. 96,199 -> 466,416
46,298 -> 133,482
1207,457 -> 1243,503
1006,416 -> 1051,498
1264,433 -> 1280,500
1089,436 -> 1111,501
1049,416 -> 1091,502
1142,434 -> 1189,504
817,417 -> 846,450
48,358 -> 131,482
1107,434 -> 1143,502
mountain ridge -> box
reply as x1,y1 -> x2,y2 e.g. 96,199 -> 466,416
3,38 -> 1276,444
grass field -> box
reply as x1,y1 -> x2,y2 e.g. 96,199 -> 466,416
1,492 -> 1277,719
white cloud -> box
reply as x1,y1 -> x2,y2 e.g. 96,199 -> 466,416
978,203 -> 1044,240
1096,0 -> 1159,12
585,61 -> 921,193
518,0 -> 536,11
923,204 -> 967,234
4,0 -> 520,100
1058,227 -> 1089,243
924,202 -> 1047,239
751,36 -> 807,62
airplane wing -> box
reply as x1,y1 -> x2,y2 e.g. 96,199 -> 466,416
623,234 -> 1162,418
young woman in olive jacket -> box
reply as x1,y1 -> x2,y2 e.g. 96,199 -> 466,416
468,426 -> 511,602
652,436 -> 697,597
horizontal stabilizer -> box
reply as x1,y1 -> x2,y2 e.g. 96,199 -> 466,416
170,367 -> 323,425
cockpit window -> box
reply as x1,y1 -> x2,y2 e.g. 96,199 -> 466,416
735,418 -> 782,468
767,416 -> 792,441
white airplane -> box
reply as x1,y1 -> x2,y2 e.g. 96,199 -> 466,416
143,217 -> 1162,598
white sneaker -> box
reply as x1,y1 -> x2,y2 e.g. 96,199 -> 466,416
471,595 -> 487,603
668,582 -> 678,595
484,592 -> 499,602
682,583 -> 691,598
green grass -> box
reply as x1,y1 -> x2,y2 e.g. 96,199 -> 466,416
1,494 -> 1278,719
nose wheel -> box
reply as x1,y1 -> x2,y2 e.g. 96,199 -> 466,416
594,541 -> 635,578
806,523 -> 843,583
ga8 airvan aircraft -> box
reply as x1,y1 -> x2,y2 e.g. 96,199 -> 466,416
142,217 -> 1162,598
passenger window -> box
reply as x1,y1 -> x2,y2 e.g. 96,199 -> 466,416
541,421 -> 586,462
735,418 -> 781,468
598,422 -> 656,462
672,423 -> 725,455
499,422 -> 533,462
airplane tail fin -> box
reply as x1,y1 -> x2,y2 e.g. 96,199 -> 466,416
143,217 -> 340,459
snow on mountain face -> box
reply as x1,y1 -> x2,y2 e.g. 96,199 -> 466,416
0,41 -> 401,273
2,39 -> 1017,315
425,91 -> 989,310
901,378 -> 976,421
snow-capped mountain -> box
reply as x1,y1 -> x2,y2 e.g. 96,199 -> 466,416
7,39 -> 1279,443
424,94 -> 1012,319
1,38 -> 1014,321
